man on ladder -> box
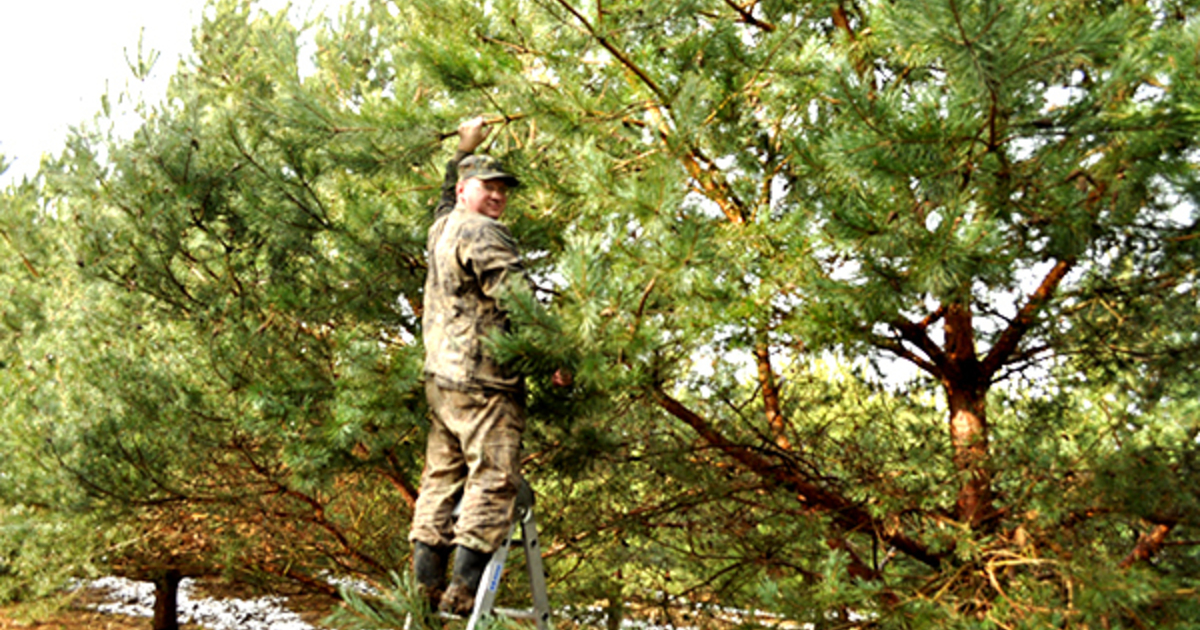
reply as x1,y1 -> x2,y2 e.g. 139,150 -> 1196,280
410,115 -> 569,619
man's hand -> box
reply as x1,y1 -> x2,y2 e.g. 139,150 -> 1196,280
457,116 -> 492,154
552,368 -> 573,388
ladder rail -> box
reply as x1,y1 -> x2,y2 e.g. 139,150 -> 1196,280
465,483 -> 551,630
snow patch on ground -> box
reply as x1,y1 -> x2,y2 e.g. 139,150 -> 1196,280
87,576 -> 319,630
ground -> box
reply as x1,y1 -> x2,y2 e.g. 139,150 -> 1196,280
0,579 -> 340,630
0,586 -> 189,630
0,606 -> 164,630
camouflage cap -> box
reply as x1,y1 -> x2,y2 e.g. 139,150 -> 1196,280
458,154 -> 520,187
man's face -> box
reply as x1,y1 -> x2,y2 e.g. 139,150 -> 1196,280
458,177 -> 509,219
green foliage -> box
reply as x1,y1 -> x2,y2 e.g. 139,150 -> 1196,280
325,571 -> 521,630
0,506 -> 109,605
324,572 -> 428,630
2,0 -> 1199,628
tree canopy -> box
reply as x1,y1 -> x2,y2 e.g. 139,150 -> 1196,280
3,0 -> 1199,628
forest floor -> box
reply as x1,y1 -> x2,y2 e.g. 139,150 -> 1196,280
0,577 -> 340,630
0,588 -> 183,630
0,605 -> 152,630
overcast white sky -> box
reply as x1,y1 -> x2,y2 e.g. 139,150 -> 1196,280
0,0 -> 310,188
0,1 -> 209,186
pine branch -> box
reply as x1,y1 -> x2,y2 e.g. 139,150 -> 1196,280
236,441 -> 390,576
892,314 -> 950,378
722,0 -> 776,32
652,388 -> 942,570
553,0 -> 666,102
226,117 -> 333,231
259,563 -> 343,598
0,226 -> 40,278
436,113 -> 528,141
831,4 -> 856,41
383,448 -> 420,509
754,342 -> 793,451
629,274 -> 658,335
555,0 -> 749,223
826,536 -> 881,581
868,332 -> 938,375
981,258 -> 1074,378
1119,521 -> 1175,569
678,146 -> 748,223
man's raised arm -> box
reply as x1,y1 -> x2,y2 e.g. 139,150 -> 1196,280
433,116 -> 492,218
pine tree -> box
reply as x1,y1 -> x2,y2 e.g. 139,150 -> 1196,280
3,1 -> 441,623
457,0 -> 1200,625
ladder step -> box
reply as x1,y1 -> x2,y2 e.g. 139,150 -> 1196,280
492,608 -> 542,620
435,610 -> 544,621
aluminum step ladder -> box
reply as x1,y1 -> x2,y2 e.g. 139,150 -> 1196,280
465,479 -> 551,630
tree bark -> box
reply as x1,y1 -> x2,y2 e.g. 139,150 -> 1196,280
891,260 -> 1074,528
942,303 -> 994,527
754,342 -> 793,451
152,570 -> 183,630
946,383 -> 992,527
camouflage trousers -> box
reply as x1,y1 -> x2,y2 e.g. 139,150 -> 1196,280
409,380 -> 525,554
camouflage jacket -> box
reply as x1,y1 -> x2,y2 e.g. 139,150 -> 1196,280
422,152 -> 528,392
432,151 -> 468,220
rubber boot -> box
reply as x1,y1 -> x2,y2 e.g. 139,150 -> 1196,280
412,541 -> 452,611
438,545 -> 492,617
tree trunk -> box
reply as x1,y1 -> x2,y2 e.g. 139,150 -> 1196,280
152,570 -> 183,630
943,303 -> 994,527
946,383 -> 993,527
